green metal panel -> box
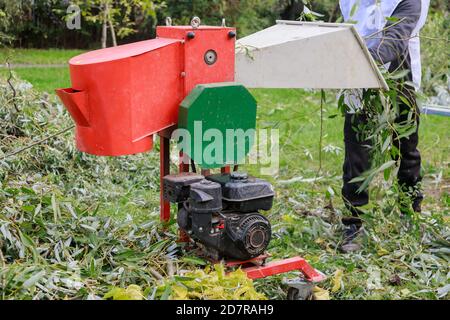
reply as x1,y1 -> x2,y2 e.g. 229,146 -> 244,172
178,82 -> 257,169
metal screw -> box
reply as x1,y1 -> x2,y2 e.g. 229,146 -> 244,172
228,31 -> 236,38
198,227 -> 203,232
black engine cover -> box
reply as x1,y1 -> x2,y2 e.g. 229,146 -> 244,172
166,173 -> 274,261
184,211 -> 271,261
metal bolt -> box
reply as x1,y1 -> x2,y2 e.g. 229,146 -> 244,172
204,50 -> 218,65
228,31 -> 236,39
198,227 -> 203,232
181,72 -> 186,78
187,32 -> 195,40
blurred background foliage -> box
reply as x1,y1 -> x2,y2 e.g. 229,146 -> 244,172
0,1 -> 448,94
0,1 -> 446,46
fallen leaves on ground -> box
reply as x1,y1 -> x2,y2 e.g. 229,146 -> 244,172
157,264 -> 267,300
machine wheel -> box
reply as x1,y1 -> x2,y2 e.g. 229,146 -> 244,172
287,287 -> 313,301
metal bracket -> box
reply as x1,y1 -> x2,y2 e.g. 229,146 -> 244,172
283,278 -> 315,300
191,16 -> 201,29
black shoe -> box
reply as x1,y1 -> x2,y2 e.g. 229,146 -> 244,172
399,197 -> 422,216
339,224 -> 363,253
412,198 -> 422,213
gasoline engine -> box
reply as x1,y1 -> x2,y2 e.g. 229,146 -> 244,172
164,172 -> 274,261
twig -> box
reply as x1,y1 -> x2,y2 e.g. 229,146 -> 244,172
0,125 -> 75,160
107,6 -> 118,47
368,35 -> 450,43
6,61 -> 19,113
364,17 -> 407,40
0,248 -> 5,299
148,267 -> 164,281
316,90 -> 325,176
166,256 -> 175,278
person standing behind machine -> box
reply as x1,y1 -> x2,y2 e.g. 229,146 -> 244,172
338,0 -> 430,253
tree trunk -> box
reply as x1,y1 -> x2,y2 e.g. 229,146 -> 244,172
108,9 -> 118,47
101,2 -> 108,48
328,2 -> 341,22
280,0 -> 304,21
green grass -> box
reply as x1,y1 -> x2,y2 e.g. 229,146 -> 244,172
0,67 -> 71,92
0,48 -> 85,65
0,48 -> 77,93
0,50 -> 448,300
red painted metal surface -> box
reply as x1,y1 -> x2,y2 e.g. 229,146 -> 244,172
225,255 -> 270,268
57,26 -> 235,157
156,26 -> 236,95
56,38 -> 183,156
221,166 -> 231,174
243,257 -> 326,283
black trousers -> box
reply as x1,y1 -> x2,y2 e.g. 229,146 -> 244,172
341,98 -> 422,225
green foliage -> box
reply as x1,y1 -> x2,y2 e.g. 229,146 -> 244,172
104,285 -> 144,300
0,0 -> 79,48
421,12 -> 450,96
337,69 -> 421,197
0,183 -> 178,299
161,0 -> 282,37
256,192 -> 449,300
73,0 -> 163,41
156,264 -> 267,300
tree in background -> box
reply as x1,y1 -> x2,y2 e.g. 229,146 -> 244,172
73,0 -> 163,48
0,0 -> 448,51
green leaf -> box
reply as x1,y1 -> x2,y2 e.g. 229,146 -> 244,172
182,256 -> 207,266
386,16 -> 400,23
104,285 -> 144,300
160,284 -> 172,300
381,136 -> 391,153
384,166 -> 392,181
22,271 -> 45,289
389,69 -> 410,80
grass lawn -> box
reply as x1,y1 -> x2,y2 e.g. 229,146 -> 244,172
0,67 -> 71,92
0,48 -> 85,65
0,49 -> 79,92
1,49 -> 448,300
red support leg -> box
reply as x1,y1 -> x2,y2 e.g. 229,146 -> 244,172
201,169 -> 211,176
221,166 -> 231,174
179,151 -> 190,173
242,257 -> 326,283
160,135 -> 171,223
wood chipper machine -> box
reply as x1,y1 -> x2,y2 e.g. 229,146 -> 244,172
56,18 -> 387,299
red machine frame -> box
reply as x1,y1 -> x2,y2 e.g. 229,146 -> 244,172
158,128 -> 325,284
